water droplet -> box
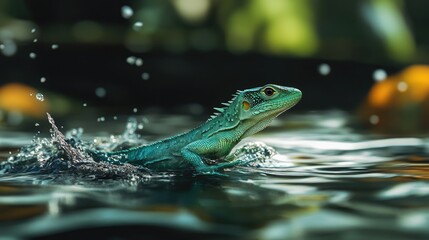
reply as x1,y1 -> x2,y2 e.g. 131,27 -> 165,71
135,58 -> 143,66
142,72 -> 150,80
318,63 -> 330,76
40,77 -> 46,83
0,39 -> 17,56
95,87 -> 106,98
97,117 -> 105,122
373,69 -> 387,82
29,52 -> 37,59
113,116 -> 118,120
51,44 -> 59,50
83,103 -> 87,107
142,117 -> 149,124
138,123 -> 144,129
36,93 -> 44,102
35,123 -> 40,126
121,5 -> 134,19
133,108 -> 138,113
397,81 -> 408,92
126,56 -> 136,65
33,38 -> 38,43
133,22 -> 143,31
31,28 -> 36,33
369,115 -> 379,125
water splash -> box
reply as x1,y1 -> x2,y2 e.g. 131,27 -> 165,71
47,113 -> 88,163
1,113 -> 149,181
231,142 -> 277,168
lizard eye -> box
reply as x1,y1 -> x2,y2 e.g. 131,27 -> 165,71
242,101 -> 250,110
263,87 -> 276,96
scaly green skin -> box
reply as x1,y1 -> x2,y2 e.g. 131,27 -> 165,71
97,84 -> 302,173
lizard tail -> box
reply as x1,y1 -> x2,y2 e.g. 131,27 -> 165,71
87,148 -> 135,164
87,149 -> 110,162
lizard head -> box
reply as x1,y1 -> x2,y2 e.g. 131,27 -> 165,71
238,84 -> 302,121
234,85 -> 301,138
207,84 -> 301,139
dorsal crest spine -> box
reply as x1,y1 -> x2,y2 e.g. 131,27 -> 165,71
207,90 -> 241,121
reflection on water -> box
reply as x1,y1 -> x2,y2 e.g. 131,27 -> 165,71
1,111 -> 429,239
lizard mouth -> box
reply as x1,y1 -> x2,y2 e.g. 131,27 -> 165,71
252,92 -> 301,117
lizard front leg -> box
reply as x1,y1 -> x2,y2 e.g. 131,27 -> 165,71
181,139 -> 239,174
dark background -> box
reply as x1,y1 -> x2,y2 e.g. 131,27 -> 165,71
1,0 -> 428,115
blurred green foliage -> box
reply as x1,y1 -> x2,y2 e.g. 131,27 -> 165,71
0,0 -> 427,63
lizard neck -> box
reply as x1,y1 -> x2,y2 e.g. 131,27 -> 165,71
199,103 -> 242,140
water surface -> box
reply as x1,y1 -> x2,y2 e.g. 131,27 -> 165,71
1,111 -> 429,240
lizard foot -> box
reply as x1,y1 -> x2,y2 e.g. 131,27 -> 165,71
194,160 -> 242,176
195,170 -> 228,177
